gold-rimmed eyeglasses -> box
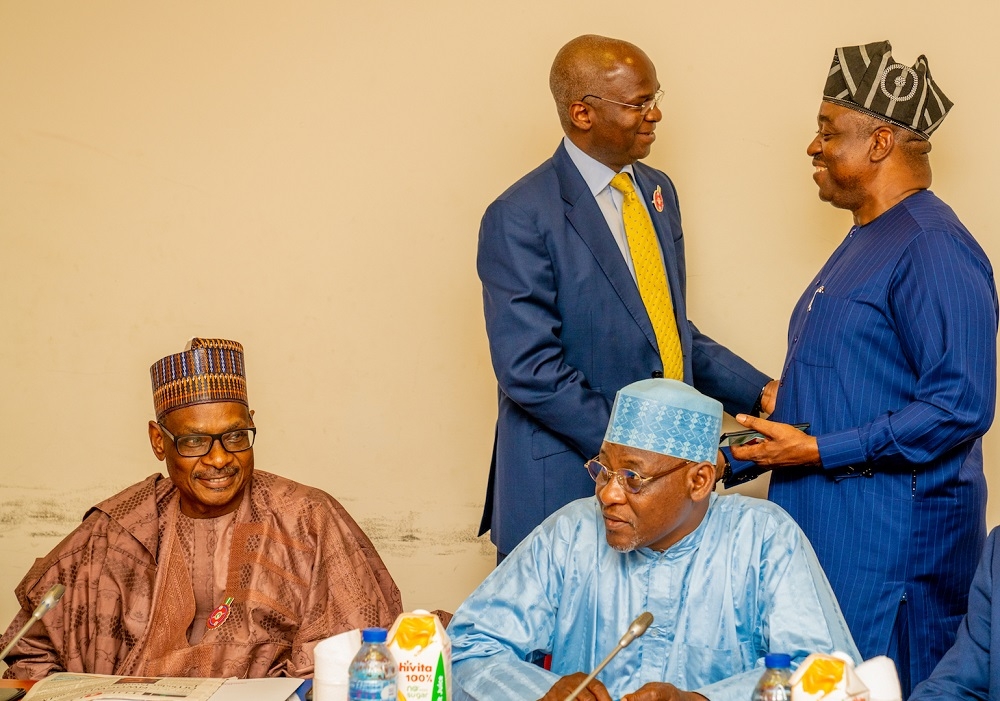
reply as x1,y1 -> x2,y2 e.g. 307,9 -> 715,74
581,89 -> 664,117
584,455 -> 691,495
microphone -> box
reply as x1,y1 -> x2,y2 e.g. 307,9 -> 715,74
564,612 -> 653,701
0,583 -> 66,660
618,611 -> 653,648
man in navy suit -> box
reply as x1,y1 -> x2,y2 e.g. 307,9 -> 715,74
477,35 -> 770,560
910,527 -> 1000,701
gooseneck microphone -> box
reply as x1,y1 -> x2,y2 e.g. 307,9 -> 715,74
0,583 -> 66,660
563,612 -> 654,701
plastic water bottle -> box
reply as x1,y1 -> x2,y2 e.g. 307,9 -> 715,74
751,653 -> 792,701
349,627 -> 398,701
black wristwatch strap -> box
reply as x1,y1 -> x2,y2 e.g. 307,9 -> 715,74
721,451 -> 733,483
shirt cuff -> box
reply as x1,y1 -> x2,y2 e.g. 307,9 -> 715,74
816,429 -> 866,470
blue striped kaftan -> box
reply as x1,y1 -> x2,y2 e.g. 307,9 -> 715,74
748,189 -> 998,693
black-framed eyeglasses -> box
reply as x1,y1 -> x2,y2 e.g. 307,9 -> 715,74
584,455 -> 691,495
157,423 -> 256,458
581,89 -> 664,117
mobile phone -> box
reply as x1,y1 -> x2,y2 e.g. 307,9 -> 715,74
720,423 -> 810,448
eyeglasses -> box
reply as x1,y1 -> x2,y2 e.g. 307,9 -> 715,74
584,456 -> 691,495
581,89 -> 664,117
158,423 -> 256,458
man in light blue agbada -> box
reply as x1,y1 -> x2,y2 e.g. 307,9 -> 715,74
448,379 -> 859,701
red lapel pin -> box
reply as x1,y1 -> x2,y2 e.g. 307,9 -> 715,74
652,185 -> 664,213
207,596 -> 234,630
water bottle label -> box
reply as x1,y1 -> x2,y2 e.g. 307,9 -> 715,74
349,679 -> 397,701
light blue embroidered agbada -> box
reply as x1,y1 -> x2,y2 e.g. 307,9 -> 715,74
449,494 -> 859,701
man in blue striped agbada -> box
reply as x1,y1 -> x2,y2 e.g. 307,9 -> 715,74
720,41 -> 998,697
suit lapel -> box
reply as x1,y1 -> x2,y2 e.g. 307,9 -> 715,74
553,144 -> 659,355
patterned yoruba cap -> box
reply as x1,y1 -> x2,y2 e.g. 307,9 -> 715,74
604,379 -> 722,463
823,40 -> 952,139
150,338 -> 248,419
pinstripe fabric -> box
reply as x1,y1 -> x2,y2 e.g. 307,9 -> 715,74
477,142 -> 770,554
767,190 -> 998,692
908,527 -> 1000,701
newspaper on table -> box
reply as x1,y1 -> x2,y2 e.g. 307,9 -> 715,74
24,673 -> 224,701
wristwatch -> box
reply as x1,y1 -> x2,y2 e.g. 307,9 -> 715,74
720,451 -> 732,483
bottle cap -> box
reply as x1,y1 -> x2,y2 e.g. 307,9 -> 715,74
361,627 -> 388,643
765,653 -> 792,668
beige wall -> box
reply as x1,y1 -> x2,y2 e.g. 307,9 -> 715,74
1,0 -> 998,642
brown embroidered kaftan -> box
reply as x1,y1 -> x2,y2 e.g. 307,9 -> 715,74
1,470 -> 402,679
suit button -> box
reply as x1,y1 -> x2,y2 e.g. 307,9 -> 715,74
651,371 -> 664,378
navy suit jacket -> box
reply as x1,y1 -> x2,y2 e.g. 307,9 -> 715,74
478,142 -> 769,554
910,527 -> 1000,701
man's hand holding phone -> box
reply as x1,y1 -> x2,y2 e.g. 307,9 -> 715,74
727,416 -> 822,469
721,423 -> 810,448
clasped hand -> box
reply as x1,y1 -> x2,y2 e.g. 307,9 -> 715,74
540,673 -> 708,701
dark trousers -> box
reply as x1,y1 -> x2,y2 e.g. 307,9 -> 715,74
888,598 -> 911,699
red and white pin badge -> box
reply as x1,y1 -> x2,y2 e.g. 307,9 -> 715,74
207,596 -> 234,630
652,185 -> 664,213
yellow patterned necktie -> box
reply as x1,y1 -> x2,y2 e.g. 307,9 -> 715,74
610,172 -> 684,380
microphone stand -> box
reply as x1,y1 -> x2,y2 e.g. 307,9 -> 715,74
0,584 -> 66,660
564,612 -> 654,701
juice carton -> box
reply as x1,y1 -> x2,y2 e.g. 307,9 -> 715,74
790,652 -> 869,701
387,610 -> 451,701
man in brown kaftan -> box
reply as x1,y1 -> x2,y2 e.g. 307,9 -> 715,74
1,338 -> 402,679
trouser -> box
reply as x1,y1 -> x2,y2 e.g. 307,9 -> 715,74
887,598 -> 911,699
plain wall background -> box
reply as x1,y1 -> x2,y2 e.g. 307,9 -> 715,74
1,0 -> 998,643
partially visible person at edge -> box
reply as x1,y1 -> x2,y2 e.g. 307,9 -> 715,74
1,338 -> 403,679
450,378 -> 859,701
909,526 -> 1000,701
717,41 -> 998,696
478,34 -> 770,562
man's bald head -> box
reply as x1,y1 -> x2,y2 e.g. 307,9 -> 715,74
549,35 -> 653,132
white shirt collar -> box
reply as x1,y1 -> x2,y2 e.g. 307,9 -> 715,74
562,136 -> 637,197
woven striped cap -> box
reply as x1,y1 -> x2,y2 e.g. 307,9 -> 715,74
150,338 -> 248,419
604,379 -> 722,463
823,40 -> 952,139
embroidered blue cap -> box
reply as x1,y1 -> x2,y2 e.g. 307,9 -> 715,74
604,379 -> 722,463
